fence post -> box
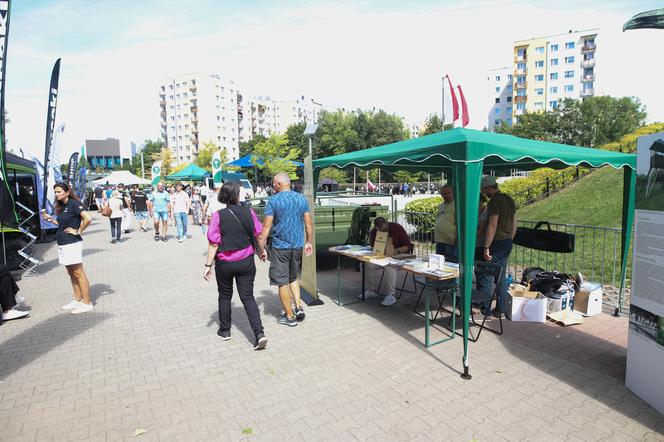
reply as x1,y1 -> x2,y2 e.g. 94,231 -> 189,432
546,178 -> 550,198
575,166 -> 580,180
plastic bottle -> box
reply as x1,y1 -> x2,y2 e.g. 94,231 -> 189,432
506,273 -> 513,286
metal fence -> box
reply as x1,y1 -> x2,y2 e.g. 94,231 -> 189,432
394,211 -> 630,309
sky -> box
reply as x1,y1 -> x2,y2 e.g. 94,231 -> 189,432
4,0 -> 664,161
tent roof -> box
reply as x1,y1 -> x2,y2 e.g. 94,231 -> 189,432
312,128 -> 636,173
91,170 -> 151,186
166,163 -> 211,180
624,8 -> 664,31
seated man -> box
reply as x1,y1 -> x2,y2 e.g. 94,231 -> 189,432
360,217 -> 413,306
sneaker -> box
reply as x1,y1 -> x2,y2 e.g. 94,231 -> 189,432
277,314 -> 298,327
217,330 -> 231,341
295,307 -> 306,321
111,239 -> 117,244
62,299 -> 82,310
178,238 -> 183,243
162,236 -> 168,242
15,294 -> 25,305
357,289 -> 379,300
381,294 -> 397,307
140,227 -> 147,232
182,236 -> 187,241
71,303 -> 94,315
3,309 -> 29,320
254,333 -> 268,350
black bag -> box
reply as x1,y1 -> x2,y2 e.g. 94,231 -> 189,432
525,270 -> 577,296
513,221 -> 575,253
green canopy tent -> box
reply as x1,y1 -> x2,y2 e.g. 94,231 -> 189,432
312,128 -> 636,379
623,9 -> 664,31
165,163 -> 211,181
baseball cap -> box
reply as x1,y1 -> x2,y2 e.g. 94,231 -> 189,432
481,176 -> 497,188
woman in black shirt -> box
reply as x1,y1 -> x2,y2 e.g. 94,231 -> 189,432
41,182 -> 94,315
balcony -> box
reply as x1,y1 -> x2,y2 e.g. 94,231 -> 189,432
516,68 -> 526,75
159,90 -> 165,97
515,109 -> 525,116
514,96 -> 527,103
581,43 -> 596,52
191,116 -> 197,123
581,88 -> 594,97
581,59 -> 595,69
191,105 -> 198,113
190,84 -> 196,92
584,74 -> 595,81
515,55 -> 526,62
515,82 -> 527,89
160,100 -> 166,106
160,111 -> 166,118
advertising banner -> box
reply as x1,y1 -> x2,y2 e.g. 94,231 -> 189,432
31,157 -> 57,229
67,152 -> 79,188
42,59 -> 61,209
625,132 -> 664,415
212,150 -> 223,185
151,161 -> 162,186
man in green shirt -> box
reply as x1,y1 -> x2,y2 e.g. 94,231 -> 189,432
434,184 -> 457,263
477,176 -> 517,316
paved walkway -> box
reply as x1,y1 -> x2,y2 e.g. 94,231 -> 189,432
1,213 -> 663,441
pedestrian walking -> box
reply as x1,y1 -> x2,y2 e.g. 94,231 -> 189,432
148,183 -> 171,241
41,182 -> 94,315
258,173 -> 313,327
117,183 -> 132,233
172,183 -> 191,243
191,188 -> 203,225
131,186 -> 150,232
204,182 -> 268,350
106,190 -> 124,243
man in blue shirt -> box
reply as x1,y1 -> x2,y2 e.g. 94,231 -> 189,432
259,173 -> 313,327
148,182 -> 172,242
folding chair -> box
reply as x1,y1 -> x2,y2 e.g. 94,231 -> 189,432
412,275 -> 459,321
448,261 -> 504,342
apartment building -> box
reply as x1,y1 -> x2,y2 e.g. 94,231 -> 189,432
487,67 -> 515,129
159,73 -> 241,164
488,29 -> 598,129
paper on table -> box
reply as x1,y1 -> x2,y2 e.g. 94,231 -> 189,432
369,257 -> 397,267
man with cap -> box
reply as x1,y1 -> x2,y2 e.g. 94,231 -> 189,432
477,175 -> 517,317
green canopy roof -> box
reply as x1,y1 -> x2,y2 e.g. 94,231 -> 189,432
624,9 -> 664,31
312,128 -> 635,172
165,163 -> 211,181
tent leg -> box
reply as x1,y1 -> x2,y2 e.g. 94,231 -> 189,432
461,362 -> 471,380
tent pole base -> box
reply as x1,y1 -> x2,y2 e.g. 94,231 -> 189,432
301,289 -> 324,306
461,365 -> 472,380
613,307 -> 621,317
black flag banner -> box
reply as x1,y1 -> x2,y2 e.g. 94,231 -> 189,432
67,152 -> 78,188
0,0 -> 18,226
42,58 -> 61,210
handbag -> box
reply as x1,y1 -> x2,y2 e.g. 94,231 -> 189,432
513,221 -> 575,253
101,205 -> 112,217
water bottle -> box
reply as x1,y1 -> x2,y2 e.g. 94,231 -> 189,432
506,273 -> 513,287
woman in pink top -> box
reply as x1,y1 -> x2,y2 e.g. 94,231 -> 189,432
203,182 -> 268,350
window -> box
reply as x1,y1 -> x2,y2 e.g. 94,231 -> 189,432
495,108 -> 501,114
516,75 -> 526,83
535,74 -> 544,82
507,96 -> 512,102
564,70 -> 574,78
565,56 -> 575,64
550,58 -> 558,66
517,48 -> 526,57
506,118 -> 513,125
565,42 -> 575,49
183,92 -> 187,98
506,107 -> 512,114
535,60 -> 544,68
550,86 -> 558,94
549,100 -> 558,109
565,85 -> 574,92
517,62 -> 526,71
495,97 -> 500,103
535,46 -> 544,54
535,88 -> 544,95
550,72 -> 559,80
507,74 -> 513,81
517,89 -> 526,97
494,119 -> 501,125
495,86 -> 500,93
535,102 -> 544,110
507,85 -> 513,92
516,103 -> 526,110
495,75 -> 501,82
550,44 -> 559,52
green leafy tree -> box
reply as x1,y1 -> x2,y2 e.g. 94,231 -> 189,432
420,114 -> 453,136
285,122 -> 309,157
319,167 -> 348,183
252,134 -> 301,179
160,147 -> 173,177
239,135 -> 267,158
196,141 -> 219,169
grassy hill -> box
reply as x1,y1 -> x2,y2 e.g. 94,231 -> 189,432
517,166 -> 624,227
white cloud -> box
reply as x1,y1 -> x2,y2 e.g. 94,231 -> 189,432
5,2 -> 664,161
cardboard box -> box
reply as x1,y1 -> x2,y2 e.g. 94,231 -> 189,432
506,286 -> 548,322
428,253 -> 445,270
574,288 -> 603,317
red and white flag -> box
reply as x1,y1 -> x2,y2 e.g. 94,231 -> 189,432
456,84 -> 470,127
367,178 -> 376,191
443,74 -> 459,125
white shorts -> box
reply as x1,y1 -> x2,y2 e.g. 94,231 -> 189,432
58,242 -> 83,266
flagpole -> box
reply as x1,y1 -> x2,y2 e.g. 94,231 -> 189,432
366,170 -> 369,192
353,167 -> 356,192
441,76 -> 445,132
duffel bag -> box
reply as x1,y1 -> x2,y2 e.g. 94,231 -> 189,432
513,221 -> 575,253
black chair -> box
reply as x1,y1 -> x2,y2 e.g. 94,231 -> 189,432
412,275 -> 459,321
448,261 -> 504,342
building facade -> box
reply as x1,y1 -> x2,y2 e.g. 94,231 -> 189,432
85,138 -> 122,170
487,67 -> 515,129
159,73 -> 241,164
488,29 -> 598,129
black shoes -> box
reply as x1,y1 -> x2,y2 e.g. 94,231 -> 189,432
278,314 -> 298,327
254,333 -> 268,350
295,306 -> 306,321
217,330 -> 231,341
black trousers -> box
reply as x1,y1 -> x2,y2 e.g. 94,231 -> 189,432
215,255 -> 264,337
109,217 -> 122,240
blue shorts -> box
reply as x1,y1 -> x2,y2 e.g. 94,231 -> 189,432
154,211 -> 169,222
135,211 -> 149,220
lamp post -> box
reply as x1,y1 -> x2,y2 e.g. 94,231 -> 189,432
303,123 -> 318,158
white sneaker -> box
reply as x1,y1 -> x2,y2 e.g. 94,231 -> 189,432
71,303 -> 94,315
3,309 -> 29,320
62,300 -> 82,310
381,294 -> 397,307
15,294 -> 25,304
178,238 -> 183,243
358,290 -> 379,300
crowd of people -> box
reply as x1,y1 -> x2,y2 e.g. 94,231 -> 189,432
353,183 -> 440,195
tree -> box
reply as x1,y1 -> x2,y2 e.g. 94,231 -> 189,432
239,134 -> 266,158
319,167 -> 348,183
160,147 -> 173,177
285,123 -> 309,157
252,134 -> 301,179
420,114 -> 453,136
196,141 -> 219,169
